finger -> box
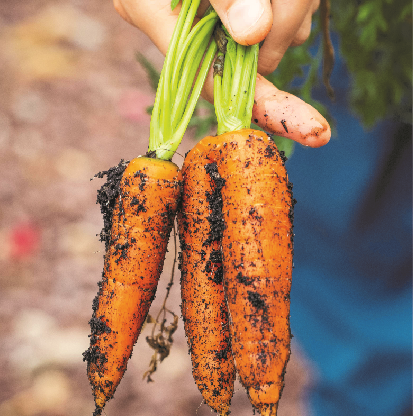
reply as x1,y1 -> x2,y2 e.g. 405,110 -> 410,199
209,0 -> 273,46
290,7 -> 313,47
252,74 -> 331,147
201,71 -> 330,147
311,0 -> 321,14
257,0 -> 315,75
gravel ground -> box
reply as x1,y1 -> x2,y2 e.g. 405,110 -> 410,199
0,2 -> 314,415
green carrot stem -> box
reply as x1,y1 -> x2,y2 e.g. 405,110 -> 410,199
171,19 -> 217,129
236,44 -> 259,120
214,52 -> 226,130
171,11 -> 218,98
148,1 -> 218,160
171,37 -> 207,131
213,26 -> 259,134
156,38 -> 218,160
228,44 -> 246,115
236,46 -> 254,119
177,0 -> 201,55
150,64 -> 166,150
222,51 -> 232,109
245,44 -> 259,122
214,78 -> 244,135
160,0 -> 199,135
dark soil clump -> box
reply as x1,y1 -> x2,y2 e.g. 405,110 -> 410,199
94,160 -> 129,250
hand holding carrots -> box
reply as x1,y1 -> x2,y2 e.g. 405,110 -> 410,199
113,0 -> 330,147
85,2 -> 331,414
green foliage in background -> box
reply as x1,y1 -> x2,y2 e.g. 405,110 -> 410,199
332,0 -> 412,125
268,0 -> 412,126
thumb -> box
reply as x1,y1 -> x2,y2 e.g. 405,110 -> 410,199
210,0 -> 273,45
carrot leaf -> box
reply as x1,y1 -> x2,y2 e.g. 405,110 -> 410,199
148,1 -> 219,160
214,26 -> 259,135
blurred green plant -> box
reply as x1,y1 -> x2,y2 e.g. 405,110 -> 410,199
137,0 -> 412,155
266,0 -> 412,127
136,52 -> 160,91
332,0 -> 412,125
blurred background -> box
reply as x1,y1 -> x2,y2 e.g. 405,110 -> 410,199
0,1 -> 411,416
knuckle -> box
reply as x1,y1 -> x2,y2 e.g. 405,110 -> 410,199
257,52 -> 283,76
113,0 -> 134,26
258,64 -> 276,77
291,24 -> 311,46
113,0 -> 122,14
312,0 -> 321,13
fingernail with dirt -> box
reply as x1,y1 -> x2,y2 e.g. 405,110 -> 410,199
227,0 -> 265,40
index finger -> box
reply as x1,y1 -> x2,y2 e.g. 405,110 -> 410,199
252,74 -> 331,147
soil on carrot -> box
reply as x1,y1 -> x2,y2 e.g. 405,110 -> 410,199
287,180 -> 296,251
263,133 -> 295,249
82,314 -> 111,365
203,162 -> 225,285
93,159 -> 154,249
204,162 -> 226,245
94,160 -> 129,250
247,290 -> 268,313
82,160 -> 131,368
203,162 -> 233,374
84,159 -> 133,368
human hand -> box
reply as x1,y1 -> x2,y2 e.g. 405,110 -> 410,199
114,0 -> 330,147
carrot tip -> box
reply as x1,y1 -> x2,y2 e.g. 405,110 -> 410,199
260,405 -> 278,416
93,406 -> 103,416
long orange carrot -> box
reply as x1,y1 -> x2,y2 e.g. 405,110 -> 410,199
83,2 -> 219,414
83,157 -> 181,415
178,158 -> 236,415
177,25 -> 298,416
180,130 -> 294,416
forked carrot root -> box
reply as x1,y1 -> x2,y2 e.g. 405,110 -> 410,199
179,129 -> 294,415
178,22 -> 296,414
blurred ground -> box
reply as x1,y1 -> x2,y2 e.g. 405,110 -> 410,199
0,2 -> 314,415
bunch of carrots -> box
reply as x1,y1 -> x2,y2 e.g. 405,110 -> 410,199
83,1 -> 329,415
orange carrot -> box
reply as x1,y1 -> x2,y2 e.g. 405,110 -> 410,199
83,2 -> 219,414
178,157 -> 236,415
83,157 -> 181,415
180,130 -> 294,416
177,23 -> 299,415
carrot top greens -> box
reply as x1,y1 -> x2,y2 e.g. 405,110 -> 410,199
148,1 -> 219,160
213,27 -> 259,135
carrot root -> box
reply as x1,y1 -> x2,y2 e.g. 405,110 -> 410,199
84,157 -> 181,412
180,129 -> 294,413
259,405 -> 278,416
178,154 -> 236,413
